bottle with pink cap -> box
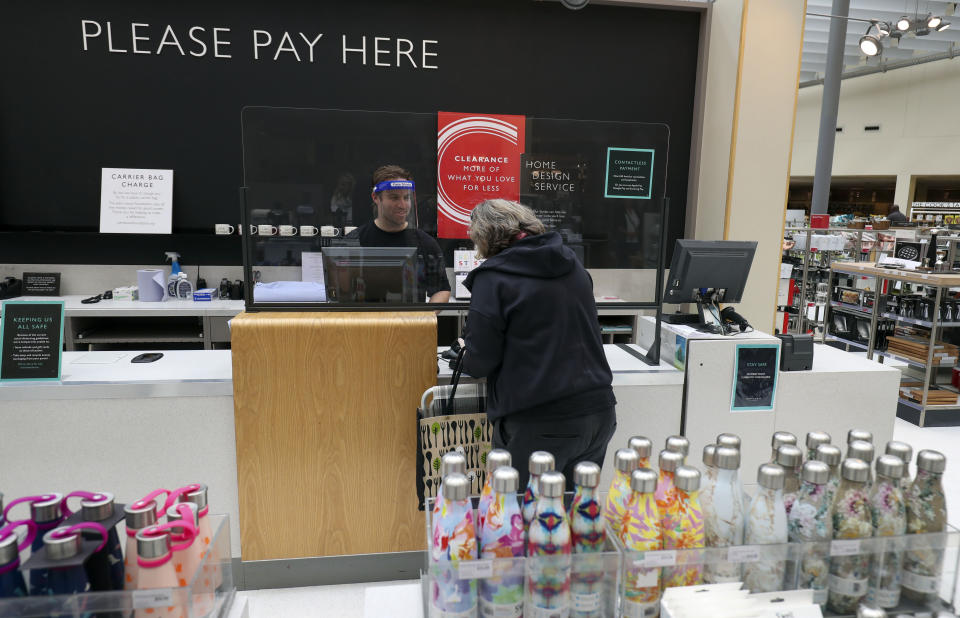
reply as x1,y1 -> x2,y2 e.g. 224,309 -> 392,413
2,493 -> 65,593
0,519 -> 36,598
168,483 -> 220,589
123,489 -> 170,591
61,491 -> 126,592
134,518 -> 198,618
30,521 -> 109,596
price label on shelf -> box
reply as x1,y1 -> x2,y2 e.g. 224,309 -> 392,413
458,559 -> 493,579
727,545 -> 761,563
830,539 -> 861,556
635,550 -> 676,568
132,589 -> 174,608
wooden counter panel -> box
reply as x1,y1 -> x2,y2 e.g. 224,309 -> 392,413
231,312 -> 436,560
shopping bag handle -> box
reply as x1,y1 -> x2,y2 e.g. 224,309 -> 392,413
444,346 -> 466,416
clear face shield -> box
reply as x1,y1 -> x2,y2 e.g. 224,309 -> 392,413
372,179 -> 419,229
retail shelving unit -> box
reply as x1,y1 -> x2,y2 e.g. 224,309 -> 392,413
827,261 -> 960,427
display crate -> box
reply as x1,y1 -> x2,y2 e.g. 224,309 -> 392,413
421,495 -> 623,617
612,524 -> 960,617
0,513 -> 235,618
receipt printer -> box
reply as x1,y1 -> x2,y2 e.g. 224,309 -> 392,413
776,333 -> 814,371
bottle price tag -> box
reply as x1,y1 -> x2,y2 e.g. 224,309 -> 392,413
635,550 -> 676,568
132,589 -> 174,608
727,545 -> 761,563
458,559 -> 493,579
830,539 -> 861,556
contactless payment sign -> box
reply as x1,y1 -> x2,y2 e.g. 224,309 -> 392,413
437,112 -> 526,239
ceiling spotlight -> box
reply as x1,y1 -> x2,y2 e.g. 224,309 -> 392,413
937,21 -> 952,31
876,21 -> 892,35
928,14 -> 943,28
860,31 -> 883,56
897,16 -> 912,30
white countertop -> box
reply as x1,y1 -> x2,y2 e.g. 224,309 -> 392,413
803,342 -> 903,374
5,295 -> 245,317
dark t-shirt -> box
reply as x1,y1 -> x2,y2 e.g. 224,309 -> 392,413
345,223 -> 451,300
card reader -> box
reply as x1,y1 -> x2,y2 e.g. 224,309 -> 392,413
775,333 -> 814,371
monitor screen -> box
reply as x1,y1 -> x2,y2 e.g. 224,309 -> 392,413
322,247 -> 418,303
664,239 -> 758,304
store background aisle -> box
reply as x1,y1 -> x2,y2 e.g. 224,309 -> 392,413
229,418 -> 959,617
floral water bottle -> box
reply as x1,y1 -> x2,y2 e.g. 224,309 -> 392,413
827,458 -> 873,614
434,451 -> 468,519
776,445 -> 803,517
527,471 -> 573,616
628,436 -> 653,469
903,449 -> 947,603
605,448 -> 640,536
716,433 -> 741,451
656,450 -> 684,536
884,441 -> 913,484
815,444 -> 843,507
847,440 -> 876,487
431,473 -> 478,617
479,466 -> 524,618
704,446 -> 745,584
867,455 -> 907,609
847,428 -> 873,445
805,431 -> 832,462
699,445 -> 718,529
664,436 -> 689,463
771,432 -> 798,462
787,460 -> 832,606
570,462 -> 605,618
744,463 -> 788,592
478,449 -> 512,534
620,468 -> 662,618
0,520 -> 35,598
663,466 -> 703,588
524,451 -> 556,534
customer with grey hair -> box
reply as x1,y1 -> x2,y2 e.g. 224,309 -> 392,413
460,199 -> 616,487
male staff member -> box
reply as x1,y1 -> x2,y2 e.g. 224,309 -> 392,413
346,165 -> 451,303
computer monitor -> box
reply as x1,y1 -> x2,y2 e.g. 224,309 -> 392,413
322,247 -> 418,303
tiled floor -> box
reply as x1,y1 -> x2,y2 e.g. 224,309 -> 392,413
233,418 -> 960,618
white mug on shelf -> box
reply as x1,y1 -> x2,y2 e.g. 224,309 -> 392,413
321,226 -> 341,238
344,226 -> 357,236
257,224 -> 278,236
214,224 -> 235,235
300,225 -> 320,237
279,225 -> 298,236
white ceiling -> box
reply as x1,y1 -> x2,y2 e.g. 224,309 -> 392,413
801,0 -> 960,83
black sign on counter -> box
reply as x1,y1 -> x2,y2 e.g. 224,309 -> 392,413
604,147 -> 655,199
22,272 -> 61,296
0,300 -> 64,381
731,344 -> 779,411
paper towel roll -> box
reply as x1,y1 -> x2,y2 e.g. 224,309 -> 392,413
137,269 -> 166,302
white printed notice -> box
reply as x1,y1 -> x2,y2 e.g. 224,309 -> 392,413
99,168 -> 173,234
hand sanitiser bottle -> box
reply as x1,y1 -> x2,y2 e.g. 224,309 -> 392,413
430,473 -> 478,617
704,446 -> 745,584
619,468 -> 662,618
478,449 -> 512,535
903,449 -> 948,604
787,460 -> 832,607
0,520 -> 35,598
744,463 -> 788,592
827,458 -> 873,614
524,451 -> 556,534
605,448 -> 640,536
867,455 -> 907,609
479,466 -> 524,618
570,461 -> 605,618
527,471 -> 573,616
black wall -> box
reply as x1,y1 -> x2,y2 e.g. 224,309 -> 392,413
0,0 -> 702,265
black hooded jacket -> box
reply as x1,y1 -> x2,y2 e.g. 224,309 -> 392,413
461,231 -> 615,421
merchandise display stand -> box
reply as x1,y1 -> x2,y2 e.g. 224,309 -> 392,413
827,262 -> 960,426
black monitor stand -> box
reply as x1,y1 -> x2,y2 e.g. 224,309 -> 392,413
694,290 -> 733,336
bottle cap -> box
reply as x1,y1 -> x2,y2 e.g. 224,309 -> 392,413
529,451 -> 556,475
180,484 -> 209,512
166,502 -> 199,527
856,604 -> 888,618
801,460 -> 830,485
0,534 -> 17,567
847,440 -> 875,464
631,468 -> 658,493
659,449 -> 684,472
573,462 -> 601,488
815,443 -> 842,467
716,433 -> 741,449
715,446 -> 741,470
492,466 -> 520,494
702,444 -> 717,468
675,466 -> 701,492
43,527 -> 81,560
917,449 -> 947,474
848,428 -> 874,444
614,448 -> 641,473
440,452 -> 467,478
31,493 -> 64,524
485,449 -> 512,475
124,501 -> 158,531
80,492 -> 115,523
771,431 -> 798,451
539,471 -> 566,498
776,445 -> 803,469
442,473 -> 470,502
136,528 -> 171,560
757,463 -> 785,490
875,455 -> 904,480
806,431 -> 831,451
665,435 -> 690,456
884,441 -> 913,466
627,436 -> 653,458
842,458 -> 870,483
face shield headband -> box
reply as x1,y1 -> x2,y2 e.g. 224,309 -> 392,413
374,180 -> 416,193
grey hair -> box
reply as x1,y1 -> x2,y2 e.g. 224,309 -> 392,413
469,199 -> 546,258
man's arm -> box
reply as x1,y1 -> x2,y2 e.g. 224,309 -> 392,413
429,290 -> 451,303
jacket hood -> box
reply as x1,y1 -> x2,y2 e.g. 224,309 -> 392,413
465,231 -> 576,288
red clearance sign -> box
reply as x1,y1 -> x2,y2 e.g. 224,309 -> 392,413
437,111 -> 526,239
